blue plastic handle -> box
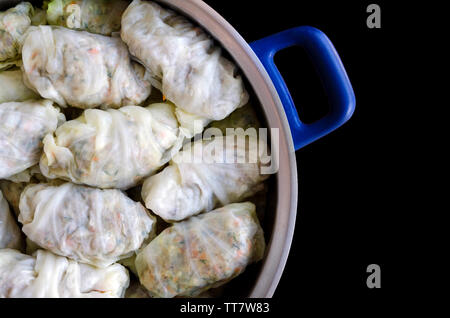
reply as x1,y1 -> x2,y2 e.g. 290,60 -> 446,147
250,26 -> 356,151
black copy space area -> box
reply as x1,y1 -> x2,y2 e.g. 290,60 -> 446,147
204,0 -> 408,304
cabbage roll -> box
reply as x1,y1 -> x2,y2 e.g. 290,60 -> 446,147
47,0 -> 128,35
19,182 -> 156,268
0,99 -> 65,179
40,103 -> 183,189
0,69 -> 39,103
0,249 -> 129,297
0,190 -> 23,250
0,2 -> 33,62
121,0 -> 248,133
141,136 -> 270,222
21,26 -> 151,109
135,202 -> 265,298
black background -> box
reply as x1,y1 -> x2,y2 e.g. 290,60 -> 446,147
202,0 -> 407,304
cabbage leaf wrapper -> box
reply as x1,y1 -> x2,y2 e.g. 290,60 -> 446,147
21,26 -> 151,109
40,103 -> 183,189
135,202 -> 265,298
46,0 -> 128,35
121,0 -> 249,136
19,182 -> 156,268
0,190 -> 23,250
0,99 -> 65,179
0,2 -> 33,62
142,135 -> 270,222
0,248 -> 129,297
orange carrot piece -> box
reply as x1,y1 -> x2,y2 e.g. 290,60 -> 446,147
88,48 -> 99,55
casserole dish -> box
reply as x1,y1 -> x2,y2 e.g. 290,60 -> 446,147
0,0 -> 355,297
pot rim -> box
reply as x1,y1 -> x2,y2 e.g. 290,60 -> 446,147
156,0 -> 299,297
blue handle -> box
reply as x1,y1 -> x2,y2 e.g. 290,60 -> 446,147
250,26 -> 356,151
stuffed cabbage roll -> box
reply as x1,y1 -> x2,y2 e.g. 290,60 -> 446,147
0,190 -> 23,250
19,182 -> 156,267
40,103 -> 183,189
0,69 -> 39,103
121,0 -> 248,132
21,26 -> 151,109
0,99 -> 65,179
135,202 -> 265,298
141,136 -> 270,222
0,2 -> 33,62
47,0 -> 128,35
0,249 -> 129,297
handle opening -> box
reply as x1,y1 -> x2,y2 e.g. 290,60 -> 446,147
274,46 -> 330,125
